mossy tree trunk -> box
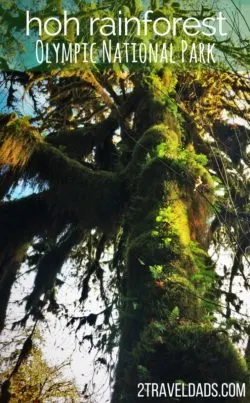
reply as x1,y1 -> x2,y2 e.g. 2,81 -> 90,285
112,84 -> 248,402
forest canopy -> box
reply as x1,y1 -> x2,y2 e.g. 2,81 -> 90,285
0,0 -> 249,402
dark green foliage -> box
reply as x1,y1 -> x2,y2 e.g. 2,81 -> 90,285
131,325 -> 248,402
145,325 -> 248,383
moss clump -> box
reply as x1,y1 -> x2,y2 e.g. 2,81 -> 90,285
130,124 -> 179,171
164,273 -> 201,320
171,147 -> 214,190
141,324 -> 248,388
126,231 -> 174,292
156,197 -> 190,247
0,116 -> 42,169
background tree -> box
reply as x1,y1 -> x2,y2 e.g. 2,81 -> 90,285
0,0 -> 249,402
0,328 -> 79,402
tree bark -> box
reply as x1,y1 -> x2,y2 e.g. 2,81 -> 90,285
112,87 -> 248,403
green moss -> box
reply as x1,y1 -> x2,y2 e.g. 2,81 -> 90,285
130,324 -> 248,401
171,148 -> 214,190
156,198 -> 190,247
165,273 -> 201,319
143,324 -> 248,385
144,73 -> 178,109
114,102 -> 238,402
126,231 -> 174,286
131,124 -> 179,170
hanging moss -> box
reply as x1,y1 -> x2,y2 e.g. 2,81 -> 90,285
25,227 -> 83,313
0,116 -> 42,169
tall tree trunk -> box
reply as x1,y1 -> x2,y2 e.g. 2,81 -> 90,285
112,84 -> 248,402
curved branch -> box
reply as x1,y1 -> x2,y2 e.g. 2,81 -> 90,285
46,114 -> 118,160
26,142 -> 125,227
45,90 -> 140,160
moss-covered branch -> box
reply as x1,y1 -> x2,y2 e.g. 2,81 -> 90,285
46,114 -> 118,160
